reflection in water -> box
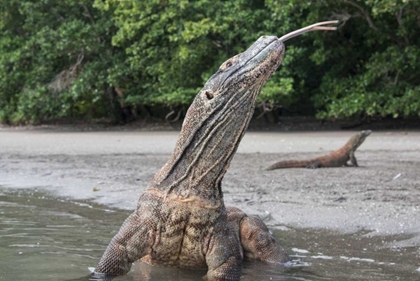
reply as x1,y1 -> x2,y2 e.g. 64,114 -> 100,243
0,188 -> 418,281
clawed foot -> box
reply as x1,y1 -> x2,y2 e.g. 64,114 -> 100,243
88,268 -> 115,281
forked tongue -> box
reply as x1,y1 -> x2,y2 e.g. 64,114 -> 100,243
279,20 -> 339,42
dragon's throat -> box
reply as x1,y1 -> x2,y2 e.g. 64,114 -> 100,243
152,99 -> 255,201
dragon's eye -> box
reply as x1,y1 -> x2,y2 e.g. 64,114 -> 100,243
220,57 -> 236,70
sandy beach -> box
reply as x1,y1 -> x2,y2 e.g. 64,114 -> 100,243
1,127 -> 419,247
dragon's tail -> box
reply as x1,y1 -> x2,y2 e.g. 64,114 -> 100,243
265,159 -> 312,170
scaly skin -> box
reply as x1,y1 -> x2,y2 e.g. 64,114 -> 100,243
93,36 -> 289,281
266,130 -> 371,170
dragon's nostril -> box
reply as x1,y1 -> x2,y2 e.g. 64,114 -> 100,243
205,91 -> 214,100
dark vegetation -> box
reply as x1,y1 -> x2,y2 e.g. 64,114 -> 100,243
0,0 -> 419,125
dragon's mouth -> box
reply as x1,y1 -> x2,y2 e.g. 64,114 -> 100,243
223,20 -> 339,89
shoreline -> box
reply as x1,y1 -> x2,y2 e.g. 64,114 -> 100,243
1,128 -> 419,246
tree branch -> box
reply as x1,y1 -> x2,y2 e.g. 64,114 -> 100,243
82,4 -> 103,44
395,7 -> 410,45
331,9 -> 351,27
82,4 -> 96,25
342,0 -> 378,30
394,70 -> 401,86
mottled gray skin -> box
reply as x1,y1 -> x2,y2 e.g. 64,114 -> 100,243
94,36 -> 289,281
266,130 -> 372,170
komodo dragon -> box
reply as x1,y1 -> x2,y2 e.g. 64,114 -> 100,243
266,130 -> 371,170
93,21 -> 338,281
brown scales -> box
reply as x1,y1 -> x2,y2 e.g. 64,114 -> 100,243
266,130 -> 371,170
93,21 -> 339,281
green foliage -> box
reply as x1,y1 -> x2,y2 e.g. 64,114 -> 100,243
310,0 -> 420,118
94,0 -> 292,107
0,0 -> 419,123
0,0 -> 124,123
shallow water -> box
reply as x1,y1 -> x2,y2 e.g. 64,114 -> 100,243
0,188 -> 418,281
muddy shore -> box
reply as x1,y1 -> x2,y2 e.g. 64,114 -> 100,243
0,127 -> 419,248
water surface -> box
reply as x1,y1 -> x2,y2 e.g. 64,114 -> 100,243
0,188 -> 418,281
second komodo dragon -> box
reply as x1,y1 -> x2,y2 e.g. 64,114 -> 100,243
266,130 -> 371,170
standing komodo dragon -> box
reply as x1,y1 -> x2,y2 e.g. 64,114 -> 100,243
266,130 -> 371,170
93,21 -> 338,281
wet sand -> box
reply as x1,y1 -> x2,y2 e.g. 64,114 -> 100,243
1,127 -> 419,247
